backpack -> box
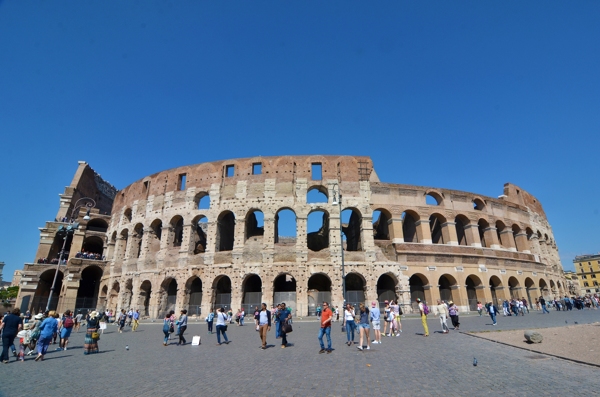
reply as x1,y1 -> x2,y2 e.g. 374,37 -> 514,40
63,317 -> 74,328
422,304 -> 430,315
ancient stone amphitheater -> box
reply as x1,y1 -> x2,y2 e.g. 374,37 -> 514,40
15,155 -> 566,317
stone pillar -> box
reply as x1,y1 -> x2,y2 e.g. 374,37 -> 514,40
464,224 -> 482,247
415,220 -> 432,244
499,229 -> 517,251
138,228 -> 152,260
160,226 -> 172,251
262,214 -> 276,249
296,216 -> 308,263
68,231 -> 85,261
262,279 -> 274,309
388,218 -> 404,244
329,214 -> 342,263
514,232 -> 530,253
528,234 -> 540,256
425,284 -> 437,305
182,223 -> 194,254
483,227 -> 500,249
441,222 -> 458,245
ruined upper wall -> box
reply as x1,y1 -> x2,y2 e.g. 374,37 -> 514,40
503,183 -> 546,217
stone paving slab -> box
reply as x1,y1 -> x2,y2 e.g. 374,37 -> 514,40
1,309 -> 599,396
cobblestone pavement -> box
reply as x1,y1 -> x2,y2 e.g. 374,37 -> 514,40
2,309 -> 600,397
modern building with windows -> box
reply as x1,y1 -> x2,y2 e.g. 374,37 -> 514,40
573,254 -> 600,294
15,155 -> 566,317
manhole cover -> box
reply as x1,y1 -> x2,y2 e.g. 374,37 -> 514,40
525,355 -> 548,360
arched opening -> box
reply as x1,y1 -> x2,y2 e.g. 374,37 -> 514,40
98,285 -> 108,311
377,274 -> 397,310
342,208 -> 362,251
489,276 -> 503,303
429,213 -> 446,244
131,223 -> 144,258
478,219 -> 490,248
275,208 -> 297,244
109,232 -> 117,260
345,273 -> 365,309
307,210 -> 329,251
402,211 -> 418,243
185,277 -> 203,316
159,278 -> 178,317
149,219 -> 162,254
496,221 -> 507,248
75,265 -> 103,311
170,216 -> 184,247
48,230 -> 74,263
86,218 -> 108,233
455,215 -> 469,246
31,269 -> 63,312
512,224 -> 523,251
123,279 -> 133,309
539,278 -> 549,298
107,281 -> 120,311
81,236 -> 104,258
273,274 -> 297,311
123,208 -> 132,223
473,198 -> 485,211
465,275 -> 484,311
426,192 -> 442,206
549,279 -> 556,294
195,192 -> 211,210
214,276 -> 232,310
245,210 -> 264,240
372,209 -> 391,240
306,186 -> 328,204
307,273 -> 332,316
409,274 -> 430,311
525,277 -> 535,305
193,216 -> 208,254
118,229 -> 129,259
139,280 -> 152,317
216,211 -> 235,252
508,276 -> 520,299
438,274 -> 457,303
242,274 -> 262,315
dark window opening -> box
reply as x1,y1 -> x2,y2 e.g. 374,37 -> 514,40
226,165 -> 235,178
178,174 -> 186,190
252,163 -> 262,175
311,163 -> 322,180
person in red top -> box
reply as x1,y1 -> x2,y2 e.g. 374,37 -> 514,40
318,301 -> 333,354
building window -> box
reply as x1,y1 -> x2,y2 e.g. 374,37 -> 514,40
178,174 -> 186,190
584,282 -> 589,287
311,163 -> 322,180
226,165 -> 235,177
582,275 -> 587,279
252,163 -> 262,175
593,274 -> 597,279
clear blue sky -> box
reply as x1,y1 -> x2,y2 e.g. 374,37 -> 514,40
1,1 -> 599,280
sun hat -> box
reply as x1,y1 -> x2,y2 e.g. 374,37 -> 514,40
448,301 -> 454,305
384,300 -> 389,304
34,313 -> 43,320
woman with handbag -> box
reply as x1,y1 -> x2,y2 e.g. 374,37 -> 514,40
278,302 -> 292,348
215,307 -> 230,345
83,311 -> 100,355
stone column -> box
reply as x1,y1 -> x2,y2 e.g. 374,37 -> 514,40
441,222 -> 458,245
415,220 -> 432,244
388,218 -> 404,244
296,216 -> 308,263
138,228 -> 152,260
483,226 -> 500,249
68,231 -> 85,261
499,229 -> 517,251
182,223 -> 194,254
464,224 -> 482,247
160,226 -> 172,251
514,232 -> 530,253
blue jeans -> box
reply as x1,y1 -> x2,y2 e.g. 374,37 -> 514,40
240,316 -> 244,326
542,304 -> 550,314
216,325 -> 228,344
275,321 -> 281,338
163,330 -> 169,344
345,320 -> 356,342
489,313 -> 496,324
318,326 -> 331,350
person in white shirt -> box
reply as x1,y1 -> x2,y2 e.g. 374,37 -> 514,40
433,300 -> 449,334
342,303 -> 356,346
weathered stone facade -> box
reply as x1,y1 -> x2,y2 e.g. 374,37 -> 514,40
16,155 -> 566,317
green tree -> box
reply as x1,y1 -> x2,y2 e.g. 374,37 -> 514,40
0,286 -> 19,307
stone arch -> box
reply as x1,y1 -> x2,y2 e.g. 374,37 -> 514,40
194,192 -> 211,210
539,278 -> 549,298
472,197 -> 485,211
372,208 -> 391,240
307,273 -> 332,316
478,219 -> 490,248
99,284 -> 108,311
122,278 -> 133,309
345,272 -> 366,309
242,274 -> 262,314
438,274 -> 458,303
138,280 -> 152,317
131,223 -> 144,258
341,207 -> 362,251
123,208 -> 133,223
158,278 -> 178,317
192,215 -> 208,254
275,207 -> 297,244
75,265 -> 103,311
402,210 -> 419,243
31,269 -> 64,312
409,273 -> 431,310
489,275 -> 504,303
245,209 -> 264,240
108,281 -> 120,311
429,213 -> 447,244
465,275 -> 485,311
377,273 -> 398,309
306,185 -> 328,204
307,209 -> 329,251
149,219 -> 163,254
185,276 -> 203,316
170,215 -> 184,247
213,275 -> 232,310
495,220 -> 507,248
82,235 -> 104,257
48,229 -> 74,263
273,273 -> 296,311
86,218 -> 108,233
425,191 -> 443,206
524,277 -> 536,304
216,211 -> 235,252
455,214 -> 470,246
117,228 -> 129,259
508,276 -> 520,299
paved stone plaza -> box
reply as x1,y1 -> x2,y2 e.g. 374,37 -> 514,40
2,310 -> 600,396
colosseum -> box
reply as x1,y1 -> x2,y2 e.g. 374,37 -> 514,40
15,155 -> 566,317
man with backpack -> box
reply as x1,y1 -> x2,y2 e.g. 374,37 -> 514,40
417,298 -> 429,337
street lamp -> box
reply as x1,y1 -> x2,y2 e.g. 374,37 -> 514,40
332,185 -> 346,304
45,197 -> 96,311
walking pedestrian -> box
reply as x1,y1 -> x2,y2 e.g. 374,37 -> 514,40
318,301 -> 333,354
383,301 -> 391,337
215,307 -> 230,345
83,311 -> 100,355
434,300 -> 449,333
278,302 -> 292,348
57,310 -> 74,351
390,300 -> 403,335
254,306 -> 260,331
334,306 -> 339,322
35,310 -> 59,361
448,301 -> 460,330
487,301 -> 498,325
28,313 -> 43,354
477,301 -> 483,316
177,310 -> 188,345
370,301 -> 382,344
118,309 -> 126,333
162,313 -> 173,346
74,311 -> 83,332
206,309 -> 214,334
343,303 -> 356,346
540,297 -> 550,314
417,298 -> 429,337
258,303 -> 271,350
356,303 -> 371,351
132,310 -> 140,331
0,308 -> 23,363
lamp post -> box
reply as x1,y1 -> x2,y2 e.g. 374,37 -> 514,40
332,186 -> 346,304
45,197 -> 96,312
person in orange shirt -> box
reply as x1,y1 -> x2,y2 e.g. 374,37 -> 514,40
318,301 -> 333,354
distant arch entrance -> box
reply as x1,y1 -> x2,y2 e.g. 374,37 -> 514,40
242,274 -> 262,315
75,265 -> 103,311
273,274 -> 297,313
307,273 -> 331,316
377,274 -> 398,310
31,270 -> 63,313
345,273 -> 365,309
214,276 -> 232,310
